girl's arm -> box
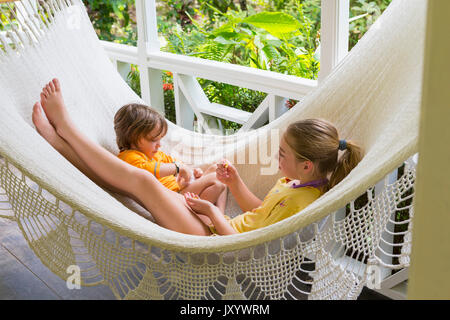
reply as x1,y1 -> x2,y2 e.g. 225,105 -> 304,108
216,161 -> 262,212
228,176 -> 262,212
184,193 -> 237,235
209,208 -> 238,235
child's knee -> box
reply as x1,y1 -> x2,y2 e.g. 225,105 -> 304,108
205,164 -> 218,174
212,180 -> 226,193
134,169 -> 157,191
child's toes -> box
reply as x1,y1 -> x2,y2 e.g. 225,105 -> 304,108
32,102 -> 40,118
48,81 -> 55,92
52,78 -> 61,91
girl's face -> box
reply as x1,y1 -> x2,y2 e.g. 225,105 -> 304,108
278,136 -> 310,181
134,127 -> 164,158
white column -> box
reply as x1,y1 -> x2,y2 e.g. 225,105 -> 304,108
318,0 -> 349,82
135,0 -> 164,114
408,0 -> 450,300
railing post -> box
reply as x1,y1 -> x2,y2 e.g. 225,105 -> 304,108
115,61 -> 131,82
135,0 -> 164,114
173,73 -> 195,131
268,95 -> 288,122
319,0 -> 349,83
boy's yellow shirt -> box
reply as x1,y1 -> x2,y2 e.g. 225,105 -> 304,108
118,149 -> 180,192
230,177 -> 322,233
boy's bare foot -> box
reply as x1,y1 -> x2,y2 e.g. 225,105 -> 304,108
32,102 -> 62,148
39,78 -> 72,135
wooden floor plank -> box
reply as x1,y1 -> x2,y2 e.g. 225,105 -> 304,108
0,217 -> 115,300
0,244 -> 60,300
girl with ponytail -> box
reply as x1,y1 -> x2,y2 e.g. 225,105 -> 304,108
186,119 -> 363,235
283,119 -> 363,193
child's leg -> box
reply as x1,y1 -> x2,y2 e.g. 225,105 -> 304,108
33,101 -> 153,210
33,102 -> 125,195
179,173 -> 226,225
38,79 -> 211,236
215,187 -> 228,213
180,173 -> 226,210
203,164 -> 218,175
202,164 -> 227,213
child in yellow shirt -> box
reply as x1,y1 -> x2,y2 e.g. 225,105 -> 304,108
184,119 -> 363,235
114,104 -> 227,213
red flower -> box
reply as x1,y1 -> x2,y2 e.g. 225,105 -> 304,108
163,83 -> 174,91
285,99 -> 297,109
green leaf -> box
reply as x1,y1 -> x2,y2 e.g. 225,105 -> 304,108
262,44 -> 280,61
211,21 -> 235,35
295,47 -> 308,56
265,39 -> 283,48
214,36 -> 237,45
213,31 -> 239,40
243,12 -> 301,38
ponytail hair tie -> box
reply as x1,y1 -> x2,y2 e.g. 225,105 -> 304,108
338,139 -> 347,151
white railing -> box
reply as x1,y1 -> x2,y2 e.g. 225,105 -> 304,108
103,0 -> 350,134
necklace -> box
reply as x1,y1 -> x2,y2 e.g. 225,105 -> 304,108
291,178 -> 329,189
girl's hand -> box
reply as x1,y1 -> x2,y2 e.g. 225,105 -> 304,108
216,159 -> 239,186
184,192 -> 214,217
193,168 -> 203,179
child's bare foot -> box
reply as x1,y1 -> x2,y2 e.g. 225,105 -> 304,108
184,192 -> 217,226
184,192 -> 215,216
39,78 -> 72,134
32,102 -> 62,148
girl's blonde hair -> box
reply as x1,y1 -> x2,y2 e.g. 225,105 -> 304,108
284,119 -> 363,192
114,103 -> 167,152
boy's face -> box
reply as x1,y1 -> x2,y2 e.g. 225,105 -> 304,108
134,127 -> 165,158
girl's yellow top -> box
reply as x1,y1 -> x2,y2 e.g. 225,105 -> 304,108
228,177 -> 322,233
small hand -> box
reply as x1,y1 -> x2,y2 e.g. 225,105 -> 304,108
177,164 -> 192,188
216,159 -> 238,186
193,168 -> 203,179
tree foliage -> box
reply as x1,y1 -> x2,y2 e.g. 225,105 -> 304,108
80,0 -> 392,126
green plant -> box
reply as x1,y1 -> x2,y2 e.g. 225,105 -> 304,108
158,4 -> 322,129
349,0 -> 392,49
164,5 -> 320,77
82,0 -> 137,45
81,0 -> 392,131
159,0 -> 196,28
126,66 -> 177,124
0,3 -> 16,32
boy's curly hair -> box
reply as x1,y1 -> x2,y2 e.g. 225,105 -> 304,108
114,103 -> 167,152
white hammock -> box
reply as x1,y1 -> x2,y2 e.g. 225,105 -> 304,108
0,0 -> 424,299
